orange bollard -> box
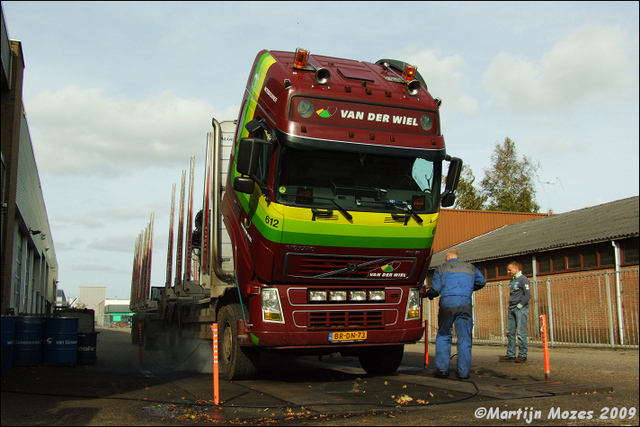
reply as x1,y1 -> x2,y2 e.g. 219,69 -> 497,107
211,323 -> 219,405
540,315 -> 551,381
424,319 -> 429,368
138,323 -> 143,365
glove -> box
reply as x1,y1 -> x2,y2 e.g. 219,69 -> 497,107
426,288 -> 439,300
516,303 -> 523,309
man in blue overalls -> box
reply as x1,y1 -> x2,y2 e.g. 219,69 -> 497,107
427,249 -> 486,379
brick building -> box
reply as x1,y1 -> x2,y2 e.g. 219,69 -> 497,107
428,196 -> 639,347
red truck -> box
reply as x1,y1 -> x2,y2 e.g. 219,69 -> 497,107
130,48 -> 462,380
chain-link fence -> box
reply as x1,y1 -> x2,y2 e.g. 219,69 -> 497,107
425,268 -> 639,348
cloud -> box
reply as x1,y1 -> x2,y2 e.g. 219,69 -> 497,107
59,213 -> 105,230
398,48 -> 479,119
534,133 -> 589,155
94,234 -> 140,253
73,263 -> 126,273
483,22 -> 639,113
27,86 -> 239,176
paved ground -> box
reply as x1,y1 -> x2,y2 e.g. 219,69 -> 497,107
300,343 -> 639,426
1,327 -> 638,426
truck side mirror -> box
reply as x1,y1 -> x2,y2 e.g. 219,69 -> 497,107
440,156 -> 463,208
234,137 -> 273,194
236,137 -> 261,176
234,176 -> 256,194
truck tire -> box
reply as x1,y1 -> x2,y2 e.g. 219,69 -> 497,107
358,345 -> 404,375
218,303 -> 260,380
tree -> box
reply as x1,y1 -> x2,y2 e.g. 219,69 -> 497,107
454,165 -> 487,210
480,137 -> 540,213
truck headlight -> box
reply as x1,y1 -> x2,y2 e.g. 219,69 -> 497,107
369,290 -> 385,301
297,100 -> 314,118
349,291 -> 366,301
329,291 -> 347,301
262,288 -> 284,322
406,288 -> 420,319
309,290 -> 327,301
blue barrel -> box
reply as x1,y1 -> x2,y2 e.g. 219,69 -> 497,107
13,317 -> 44,366
43,317 -> 78,366
77,332 -> 98,365
1,316 -> 16,376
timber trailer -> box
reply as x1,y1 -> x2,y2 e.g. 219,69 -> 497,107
130,48 -> 462,380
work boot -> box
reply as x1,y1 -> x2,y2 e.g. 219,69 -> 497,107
432,369 -> 449,378
499,355 -> 516,362
515,356 -> 527,363
456,373 -> 470,380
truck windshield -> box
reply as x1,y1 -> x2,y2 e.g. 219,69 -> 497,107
275,146 -> 441,214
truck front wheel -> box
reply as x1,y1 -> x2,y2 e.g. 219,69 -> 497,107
358,345 -> 404,375
218,303 -> 260,380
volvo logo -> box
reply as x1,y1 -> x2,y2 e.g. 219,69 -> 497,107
347,263 -> 359,273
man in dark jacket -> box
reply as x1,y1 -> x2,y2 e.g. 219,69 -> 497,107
499,260 -> 532,363
427,249 -> 486,379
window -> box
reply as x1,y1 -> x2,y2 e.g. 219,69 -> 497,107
254,142 -> 272,185
551,252 -> 565,271
484,264 -> 496,280
583,248 -> 598,268
537,255 -> 551,273
275,146 -> 442,214
599,244 -> 615,266
498,262 -> 508,278
567,251 -> 581,269
250,122 -> 273,188
521,257 -> 533,276
622,239 -> 639,264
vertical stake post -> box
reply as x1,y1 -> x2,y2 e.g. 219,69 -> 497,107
540,314 -> 551,381
211,323 -> 219,405
424,319 -> 429,368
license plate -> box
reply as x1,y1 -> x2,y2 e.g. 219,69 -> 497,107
329,331 -> 367,342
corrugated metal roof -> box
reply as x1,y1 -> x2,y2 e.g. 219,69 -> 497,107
431,196 -> 639,266
432,209 -> 548,253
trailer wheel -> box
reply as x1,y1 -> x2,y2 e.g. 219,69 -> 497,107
218,304 -> 259,380
358,345 -> 404,375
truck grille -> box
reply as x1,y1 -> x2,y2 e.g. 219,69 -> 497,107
285,254 -> 415,280
308,311 -> 384,329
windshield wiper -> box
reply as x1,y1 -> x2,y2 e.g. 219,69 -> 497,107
313,196 -> 353,221
386,200 -> 423,224
279,189 -> 353,221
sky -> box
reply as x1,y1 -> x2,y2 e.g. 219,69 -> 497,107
3,1 -> 638,301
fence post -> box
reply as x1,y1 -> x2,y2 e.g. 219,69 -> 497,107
532,279 -> 540,339
605,274 -> 616,348
425,300 -> 433,346
546,279 -> 555,347
612,242 -> 625,346
499,284 -> 505,345
532,257 -> 539,338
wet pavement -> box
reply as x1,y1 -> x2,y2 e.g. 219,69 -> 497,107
1,327 -> 636,426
